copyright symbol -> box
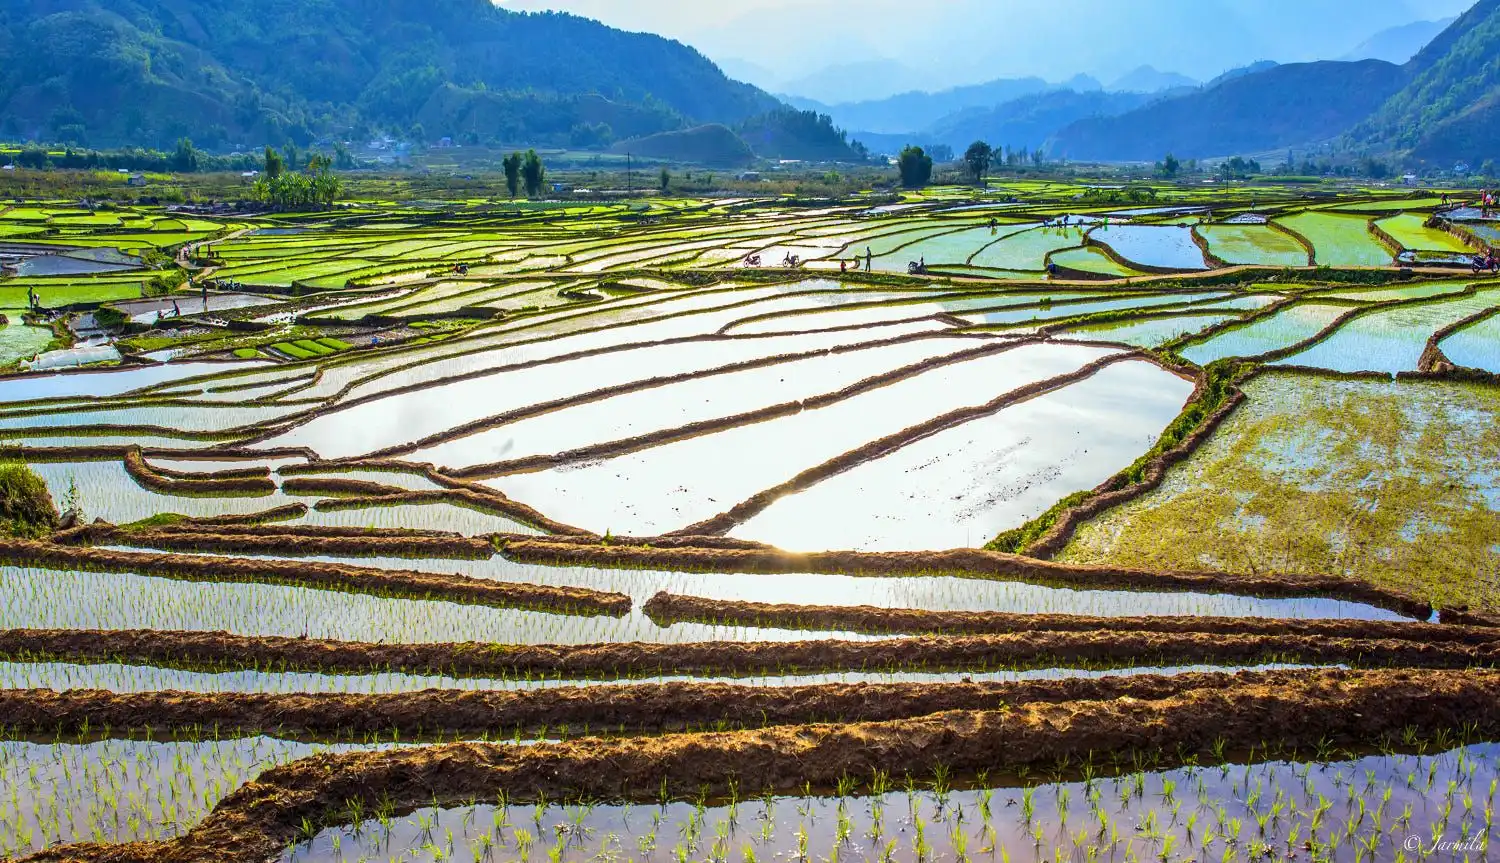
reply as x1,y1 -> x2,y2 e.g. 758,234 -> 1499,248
1404,836 -> 1422,852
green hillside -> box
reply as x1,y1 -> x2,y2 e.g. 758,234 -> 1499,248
1049,60 -> 1408,161
609,125 -> 755,167
0,0 -> 779,149
1354,0 -> 1500,164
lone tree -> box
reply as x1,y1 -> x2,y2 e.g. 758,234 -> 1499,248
897,145 -> 933,188
264,145 -> 284,179
502,152 -> 522,198
1156,152 -> 1181,178
963,141 -> 992,185
659,167 -> 671,192
172,138 -> 199,173
521,149 -> 545,197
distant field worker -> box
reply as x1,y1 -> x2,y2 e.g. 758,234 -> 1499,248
865,247 -> 872,271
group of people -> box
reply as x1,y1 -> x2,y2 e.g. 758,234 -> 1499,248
837,247 -> 876,274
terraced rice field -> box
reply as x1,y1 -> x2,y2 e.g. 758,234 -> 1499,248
1,191 -> 1499,863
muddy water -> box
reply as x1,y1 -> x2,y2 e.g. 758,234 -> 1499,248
282,742 -> 1500,863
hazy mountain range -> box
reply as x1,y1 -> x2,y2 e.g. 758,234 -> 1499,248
4,0 -> 1499,167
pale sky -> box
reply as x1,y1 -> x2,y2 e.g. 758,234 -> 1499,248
494,0 -> 1474,98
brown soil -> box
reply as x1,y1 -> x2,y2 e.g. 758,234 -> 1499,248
1440,606 -> 1500,628
4,625 -> 1492,679
181,505 -> 309,526
501,540 -> 1432,618
279,476 -> 408,497
122,448 -> 276,496
152,522 -> 460,539
641,591 -> 1495,643
144,460 -> 270,482
0,541 -> 630,616
21,669 -> 1500,863
86,527 -> 495,560
310,486 -> 591,536
0,667 -> 1341,738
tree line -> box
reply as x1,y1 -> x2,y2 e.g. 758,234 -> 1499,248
253,146 -> 341,207
895,139 -> 1047,188
502,150 -> 547,197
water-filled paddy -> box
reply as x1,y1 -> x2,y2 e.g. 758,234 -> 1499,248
731,360 -> 1194,550
1090,224 -> 1207,270
0,736 -> 400,855
1197,223 -> 1309,266
485,343 -> 1120,536
1438,312 -> 1500,371
1275,212 -> 1393,267
283,743 -> 1500,863
1059,312 -> 1238,347
1272,290 -> 1500,374
1178,303 -> 1351,365
1062,372 -> 1500,608
0,192 -> 1494,863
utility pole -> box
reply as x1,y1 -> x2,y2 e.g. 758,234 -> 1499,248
626,152 -> 632,195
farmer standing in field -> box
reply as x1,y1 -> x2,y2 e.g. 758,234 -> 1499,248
865,247 -> 872,271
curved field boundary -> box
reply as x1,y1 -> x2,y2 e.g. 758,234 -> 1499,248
141,522 -> 468,539
18,669 -> 1500,863
1264,219 -> 1317,266
1439,218 -> 1495,252
1082,231 -> 1201,276
1005,364 -> 1248,558
326,329 -> 1000,463
1414,302 -> 1500,374
1366,219 -> 1407,257
277,280 -> 867,405
996,289 -> 1489,558
1162,295 -> 1316,360
674,352 -> 1151,536
0,668 -> 1410,739
307,485 -> 590,536
445,337 -> 1038,479
243,324 -> 978,454
71,527 -> 495,560
278,476 -> 407,497
1251,285 -> 1483,367
0,626 -> 1491,681
0,541 -> 629,616
640,591 -> 1489,643
1188,225 -> 1229,268
499,539 -> 1430,616
121,448 -> 276,496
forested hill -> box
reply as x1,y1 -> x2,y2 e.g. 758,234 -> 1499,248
1352,0 -> 1500,164
0,0 -> 780,149
1047,60 -> 1409,161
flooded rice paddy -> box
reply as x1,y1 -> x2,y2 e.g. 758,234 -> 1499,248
1,190 -> 1497,861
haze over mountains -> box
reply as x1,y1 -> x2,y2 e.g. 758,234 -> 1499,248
5,0 -> 1500,168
